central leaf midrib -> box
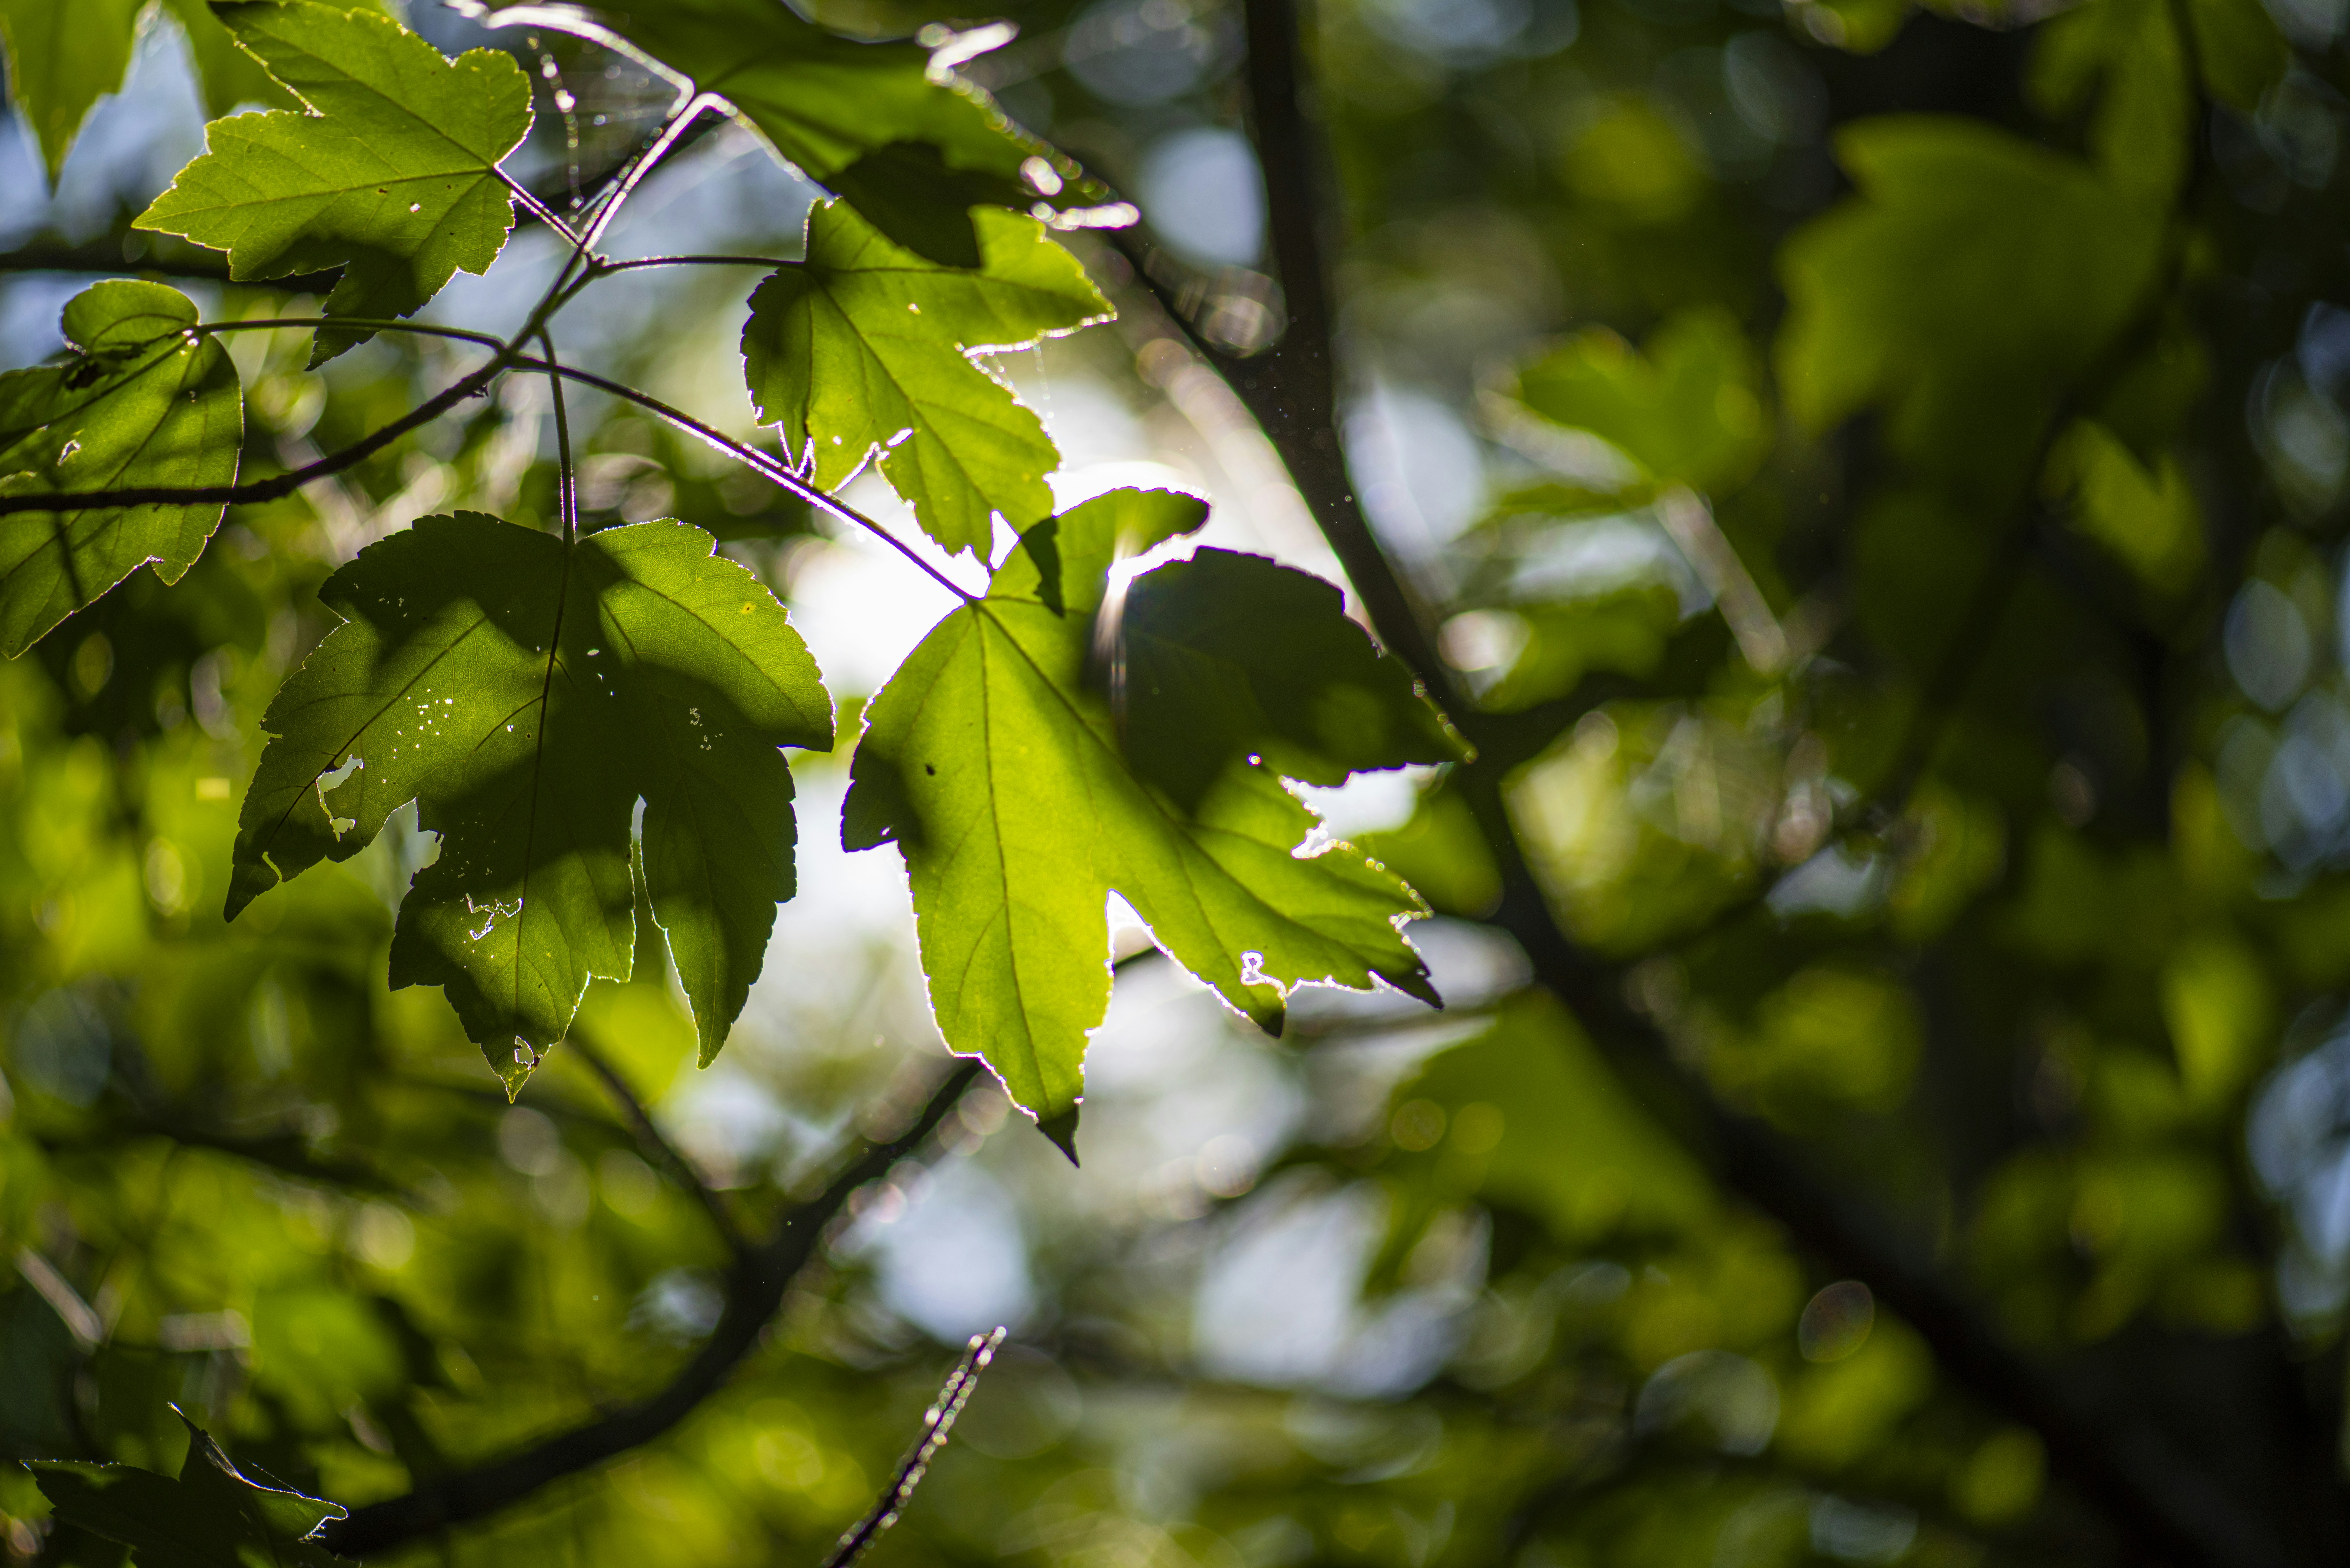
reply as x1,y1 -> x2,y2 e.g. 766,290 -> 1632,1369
974,597 -> 1295,990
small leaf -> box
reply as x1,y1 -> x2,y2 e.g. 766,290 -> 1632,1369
133,1 -> 533,366
32,1412 -> 345,1568
844,489 -> 1462,1125
1509,307 -> 1770,495
474,0 -> 1067,260
0,0 -> 143,182
742,200 -> 1109,558
230,514 -> 831,1082
0,281 -> 243,657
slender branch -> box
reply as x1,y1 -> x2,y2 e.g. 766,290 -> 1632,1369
1228,0 -> 1453,706
508,354 -> 976,604
819,1327 -> 1005,1568
580,94 -> 721,254
498,168 -> 583,245
592,254 -> 799,275
0,353 -> 508,518
566,1040 -> 746,1258
199,317 -> 510,353
317,1060 -> 984,1558
0,239 -> 339,291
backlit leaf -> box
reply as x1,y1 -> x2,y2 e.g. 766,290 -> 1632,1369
228,513 -> 831,1083
844,488 -> 1462,1127
134,1 -> 532,366
742,199 -> 1109,558
0,0 -> 142,183
0,281 -> 243,657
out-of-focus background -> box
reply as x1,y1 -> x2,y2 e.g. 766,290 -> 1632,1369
4,0 -> 2350,1562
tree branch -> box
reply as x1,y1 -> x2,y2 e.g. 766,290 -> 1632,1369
317,1060 -> 983,1558
566,1040 -> 747,1259
1225,1 -> 2286,1564
507,354 -> 977,605
820,1326 -> 1005,1568
0,352 -> 509,519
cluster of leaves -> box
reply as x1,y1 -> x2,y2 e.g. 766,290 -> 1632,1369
2,0 -> 1457,1122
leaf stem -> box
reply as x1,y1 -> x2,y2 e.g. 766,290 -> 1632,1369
591,254 -> 799,275
539,330 -> 579,543
497,168 -> 583,245
509,354 -> 977,604
580,92 -> 723,255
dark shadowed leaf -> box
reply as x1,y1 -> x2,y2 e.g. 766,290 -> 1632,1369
473,0 -> 1064,261
32,1413 -> 344,1568
228,513 -> 831,1085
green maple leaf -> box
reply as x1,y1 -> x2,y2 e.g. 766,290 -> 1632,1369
473,0 -> 1072,263
1776,117 -> 2166,493
0,0 -> 143,182
0,281 -> 243,657
844,489 -> 1466,1129
32,1412 -> 345,1568
1510,306 -> 1769,496
229,513 -> 831,1086
133,1 -> 533,367
743,199 -> 1109,559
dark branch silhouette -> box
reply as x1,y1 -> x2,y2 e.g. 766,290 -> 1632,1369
317,1060 -> 982,1558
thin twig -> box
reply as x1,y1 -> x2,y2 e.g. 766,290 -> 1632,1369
498,168 -> 583,245
581,94 -> 721,253
318,1060 -> 984,1557
567,1040 -> 746,1258
594,254 -> 799,275
199,317 -> 509,353
0,354 -> 509,518
508,354 -> 977,604
819,1327 -> 1006,1568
